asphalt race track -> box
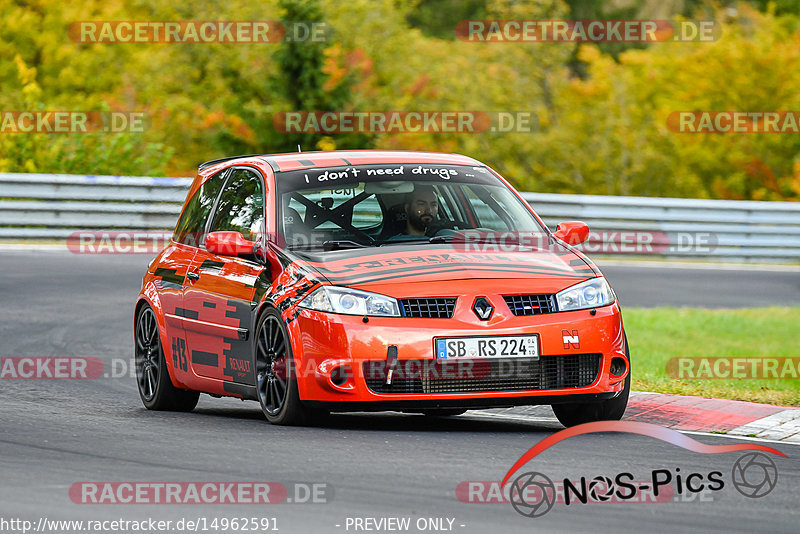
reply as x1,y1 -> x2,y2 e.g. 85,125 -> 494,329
1,249 -> 798,533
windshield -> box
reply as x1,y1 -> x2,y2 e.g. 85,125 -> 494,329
277,164 -> 547,249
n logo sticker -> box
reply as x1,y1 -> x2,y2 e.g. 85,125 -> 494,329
562,329 -> 580,349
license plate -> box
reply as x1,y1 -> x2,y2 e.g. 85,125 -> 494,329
435,335 -> 539,360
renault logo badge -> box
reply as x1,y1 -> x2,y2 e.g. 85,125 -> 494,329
472,297 -> 494,321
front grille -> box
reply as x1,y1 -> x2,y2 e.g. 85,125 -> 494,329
399,298 -> 456,318
363,354 -> 601,394
504,294 -> 557,316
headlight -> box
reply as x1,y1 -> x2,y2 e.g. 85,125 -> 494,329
299,286 -> 401,317
556,277 -> 615,311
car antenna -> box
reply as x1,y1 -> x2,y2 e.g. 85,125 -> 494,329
297,144 -> 302,153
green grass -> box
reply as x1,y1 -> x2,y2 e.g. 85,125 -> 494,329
624,307 -> 800,407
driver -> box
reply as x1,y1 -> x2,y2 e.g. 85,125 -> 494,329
389,184 -> 439,240
404,184 -> 439,235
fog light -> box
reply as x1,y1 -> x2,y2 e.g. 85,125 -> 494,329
331,366 -> 351,386
610,357 -> 627,376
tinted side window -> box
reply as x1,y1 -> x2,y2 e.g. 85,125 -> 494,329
173,170 -> 226,246
208,168 -> 265,242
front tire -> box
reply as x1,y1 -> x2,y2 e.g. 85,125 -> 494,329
551,336 -> 631,428
135,304 -> 199,412
255,308 -> 327,426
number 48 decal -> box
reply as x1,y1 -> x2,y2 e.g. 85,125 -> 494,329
172,337 -> 188,372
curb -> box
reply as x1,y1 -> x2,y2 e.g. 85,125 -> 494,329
471,391 -> 800,443
624,392 -> 800,442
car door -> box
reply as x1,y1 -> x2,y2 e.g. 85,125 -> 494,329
182,167 -> 267,390
158,169 -> 227,382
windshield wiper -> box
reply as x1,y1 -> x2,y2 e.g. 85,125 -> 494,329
322,240 -> 370,251
375,235 -> 454,246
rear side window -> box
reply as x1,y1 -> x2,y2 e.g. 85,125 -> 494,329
173,170 -> 226,246
207,168 -> 265,242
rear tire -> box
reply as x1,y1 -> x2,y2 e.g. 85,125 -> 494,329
135,304 -> 199,412
551,335 -> 630,428
255,308 -> 328,426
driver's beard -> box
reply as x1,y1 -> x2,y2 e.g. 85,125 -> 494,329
408,212 -> 431,233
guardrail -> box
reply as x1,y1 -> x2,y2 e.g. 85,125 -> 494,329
523,192 -> 800,262
0,173 -> 191,239
1,172 -> 798,262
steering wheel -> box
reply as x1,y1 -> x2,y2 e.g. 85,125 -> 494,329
425,220 -> 470,237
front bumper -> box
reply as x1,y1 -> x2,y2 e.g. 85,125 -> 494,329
288,301 -> 628,406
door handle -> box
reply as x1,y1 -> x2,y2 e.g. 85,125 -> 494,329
186,271 -> 200,281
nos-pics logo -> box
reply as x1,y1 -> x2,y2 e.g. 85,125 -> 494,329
502,421 -> 783,518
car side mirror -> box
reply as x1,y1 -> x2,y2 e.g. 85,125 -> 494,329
252,240 -> 281,277
553,221 -> 589,245
206,231 -> 257,258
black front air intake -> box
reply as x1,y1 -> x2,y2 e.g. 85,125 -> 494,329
398,298 -> 457,318
503,294 -> 558,316
364,354 -> 601,394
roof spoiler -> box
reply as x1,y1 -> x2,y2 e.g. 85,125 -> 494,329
197,154 -> 268,171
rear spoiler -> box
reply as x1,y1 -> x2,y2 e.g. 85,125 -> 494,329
198,154 -> 276,172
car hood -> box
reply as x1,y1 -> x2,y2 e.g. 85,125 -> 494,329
282,242 -> 600,291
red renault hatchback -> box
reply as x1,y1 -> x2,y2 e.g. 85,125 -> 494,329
135,151 -> 630,426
